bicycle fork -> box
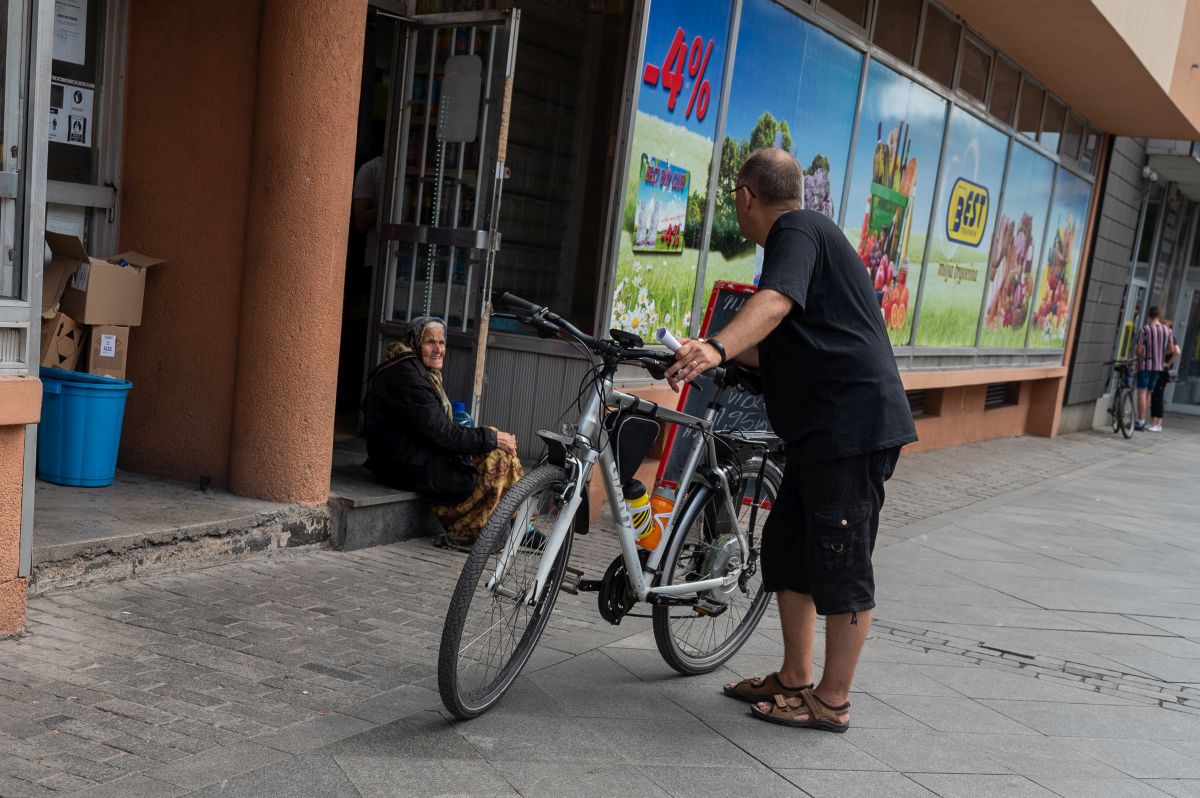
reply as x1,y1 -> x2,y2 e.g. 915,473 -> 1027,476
486,446 -> 594,605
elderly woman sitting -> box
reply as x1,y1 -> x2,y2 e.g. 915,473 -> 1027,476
363,316 -> 523,550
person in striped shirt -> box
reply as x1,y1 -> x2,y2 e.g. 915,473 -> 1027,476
1135,306 -> 1176,431
1149,319 -> 1182,432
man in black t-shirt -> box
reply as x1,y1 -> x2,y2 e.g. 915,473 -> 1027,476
667,148 -> 916,732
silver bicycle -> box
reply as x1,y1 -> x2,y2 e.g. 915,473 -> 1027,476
438,293 -> 784,719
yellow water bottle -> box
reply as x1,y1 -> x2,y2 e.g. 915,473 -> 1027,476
623,480 -> 656,550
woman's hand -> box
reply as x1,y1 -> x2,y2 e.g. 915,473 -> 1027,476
496,431 -> 518,456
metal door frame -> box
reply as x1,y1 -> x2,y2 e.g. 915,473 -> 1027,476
364,5 -> 518,421
0,0 -> 53,578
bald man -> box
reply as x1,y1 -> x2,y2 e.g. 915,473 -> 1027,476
667,148 -> 916,732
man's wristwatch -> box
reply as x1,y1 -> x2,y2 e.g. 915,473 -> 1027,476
701,337 -> 727,365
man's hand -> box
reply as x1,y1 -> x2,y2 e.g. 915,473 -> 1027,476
496,432 -> 518,456
665,339 -> 722,392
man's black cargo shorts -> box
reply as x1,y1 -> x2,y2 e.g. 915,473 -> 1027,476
759,446 -> 900,616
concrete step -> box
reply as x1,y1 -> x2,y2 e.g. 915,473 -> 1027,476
30,472 -> 331,596
328,439 -> 442,551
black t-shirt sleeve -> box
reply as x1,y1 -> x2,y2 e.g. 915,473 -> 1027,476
758,225 -> 819,313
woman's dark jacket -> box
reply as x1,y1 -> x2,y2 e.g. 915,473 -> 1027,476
362,354 -> 497,501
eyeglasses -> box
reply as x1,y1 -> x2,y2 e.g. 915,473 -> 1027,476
730,184 -> 756,198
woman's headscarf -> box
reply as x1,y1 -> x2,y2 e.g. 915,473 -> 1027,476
386,316 -> 452,422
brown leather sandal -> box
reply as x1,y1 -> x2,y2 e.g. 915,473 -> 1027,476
722,672 -> 813,704
750,689 -> 850,733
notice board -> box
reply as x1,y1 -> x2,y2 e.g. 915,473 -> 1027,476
655,281 -> 775,488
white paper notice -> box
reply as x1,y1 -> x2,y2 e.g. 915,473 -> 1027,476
53,0 -> 87,65
48,81 -> 93,148
99,334 -> 117,358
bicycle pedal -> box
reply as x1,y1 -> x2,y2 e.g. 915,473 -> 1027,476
559,567 -> 585,595
693,598 -> 730,617
576,579 -> 602,593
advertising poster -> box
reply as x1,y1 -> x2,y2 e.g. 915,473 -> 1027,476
707,0 -> 863,291
633,157 -> 691,254
1028,169 -> 1092,349
915,108 -> 1009,347
843,60 -> 948,346
978,142 -> 1055,348
611,0 -> 732,337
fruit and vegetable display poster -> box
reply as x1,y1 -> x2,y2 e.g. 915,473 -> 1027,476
842,60 -> 948,346
1028,169 -> 1092,349
978,142 -> 1055,348
708,0 -> 863,293
915,108 -> 1009,347
611,0 -> 732,337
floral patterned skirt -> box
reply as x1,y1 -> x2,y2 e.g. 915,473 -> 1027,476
432,448 -> 524,541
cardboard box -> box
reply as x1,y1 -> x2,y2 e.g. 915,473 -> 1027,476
39,311 -> 86,371
60,249 -> 164,326
85,325 -> 130,380
42,231 -> 90,316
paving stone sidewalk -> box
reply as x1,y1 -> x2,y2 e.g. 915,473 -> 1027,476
2,417 -> 1199,797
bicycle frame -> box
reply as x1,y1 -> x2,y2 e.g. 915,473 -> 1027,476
488,365 -> 752,607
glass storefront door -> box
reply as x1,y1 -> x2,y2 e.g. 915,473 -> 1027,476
1169,288 -> 1200,414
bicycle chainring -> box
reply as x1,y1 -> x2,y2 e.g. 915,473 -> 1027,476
598,554 -> 639,625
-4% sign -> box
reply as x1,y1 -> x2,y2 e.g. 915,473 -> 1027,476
642,27 -> 714,121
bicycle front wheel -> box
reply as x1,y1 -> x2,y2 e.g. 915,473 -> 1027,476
438,464 -> 575,719
1119,388 -> 1135,438
653,455 -> 782,674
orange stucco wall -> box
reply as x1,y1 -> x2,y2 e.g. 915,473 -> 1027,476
0,378 -> 40,634
226,0 -> 367,503
117,0 -> 366,503
118,0 -> 264,488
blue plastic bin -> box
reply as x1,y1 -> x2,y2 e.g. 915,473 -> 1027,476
37,367 -> 133,487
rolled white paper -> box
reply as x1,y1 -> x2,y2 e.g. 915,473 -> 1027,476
655,327 -> 682,352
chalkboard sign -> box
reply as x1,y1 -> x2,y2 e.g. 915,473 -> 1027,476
655,281 -> 775,489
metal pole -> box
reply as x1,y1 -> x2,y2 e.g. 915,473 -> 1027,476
469,10 -> 519,422
688,0 -> 742,340
20,0 -> 54,578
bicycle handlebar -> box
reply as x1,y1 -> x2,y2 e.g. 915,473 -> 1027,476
499,292 -> 761,393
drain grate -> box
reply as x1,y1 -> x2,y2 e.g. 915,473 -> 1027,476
871,620 -> 1200,715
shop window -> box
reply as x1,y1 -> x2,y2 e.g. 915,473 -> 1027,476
872,0 -> 922,64
1016,77 -> 1043,139
988,58 -> 1019,125
957,38 -> 990,103
917,5 -> 960,88
1135,191 -> 1163,262
820,0 -> 869,28
1080,128 -> 1100,172
1060,114 -> 1083,162
1040,96 -> 1065,153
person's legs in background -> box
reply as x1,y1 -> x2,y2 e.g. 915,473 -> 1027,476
1149,368 -> 1169,431
1136,370 -> 1158,429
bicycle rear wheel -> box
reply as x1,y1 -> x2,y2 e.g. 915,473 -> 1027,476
652,455 -> 781,674
1119,388 -> 1135,438
438,464 -> 575,719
